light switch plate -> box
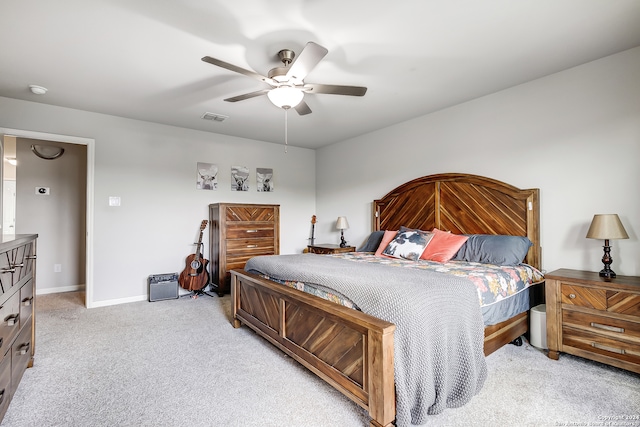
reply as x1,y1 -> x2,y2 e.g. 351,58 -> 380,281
108,196 -> 121,207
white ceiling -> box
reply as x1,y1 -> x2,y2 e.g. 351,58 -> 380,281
2,0 -> 639,149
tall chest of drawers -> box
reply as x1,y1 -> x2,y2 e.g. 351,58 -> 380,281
545,269 -> 640,374
0,234 -> 37,422
209,203 -> 279,296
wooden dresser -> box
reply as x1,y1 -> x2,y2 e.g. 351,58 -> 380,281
209,203 -> 279,296
0,234 -> 37,422
545,268 -> 640,374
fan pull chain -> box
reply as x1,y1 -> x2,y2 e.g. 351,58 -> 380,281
284,107 -> 289,154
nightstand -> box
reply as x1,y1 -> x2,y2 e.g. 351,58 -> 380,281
307,244 -> 356,254
545,268 -> 640,374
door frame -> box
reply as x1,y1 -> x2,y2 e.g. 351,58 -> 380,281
0,127 -> 95,308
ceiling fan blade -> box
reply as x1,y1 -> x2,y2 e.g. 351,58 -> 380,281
303,83 -> 367,96
294,101 -> 312,116
202,56 -> 276,85
224,89 -> 270,102
286,42 -> 328,81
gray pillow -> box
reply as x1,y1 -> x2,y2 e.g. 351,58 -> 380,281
357,230 -> 385,252
452,234 -> 532,266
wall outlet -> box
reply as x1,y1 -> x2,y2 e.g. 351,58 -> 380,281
54,264 -> 62,273
36,187 -> 50,195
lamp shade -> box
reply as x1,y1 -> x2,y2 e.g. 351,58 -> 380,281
336,216 -> 349,230
586,214 -> 629,240
267,86 -> 304,109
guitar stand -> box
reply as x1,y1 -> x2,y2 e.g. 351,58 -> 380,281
180,286 -> 215,299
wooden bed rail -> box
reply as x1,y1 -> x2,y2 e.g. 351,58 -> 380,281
231,269 -> 397,427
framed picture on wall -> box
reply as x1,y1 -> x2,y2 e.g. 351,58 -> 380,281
256,168 -> 273,192
231,165 -> 249,191
196,162 -> 218,190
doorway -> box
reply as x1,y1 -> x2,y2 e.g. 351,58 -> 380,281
0,128 -> 94,308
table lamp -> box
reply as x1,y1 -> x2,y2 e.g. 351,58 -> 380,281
586,214 -> 629,278
336,216 -> 349,248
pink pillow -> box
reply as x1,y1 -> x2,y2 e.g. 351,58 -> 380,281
375,230 -> 399,257
420,228 -> 469,263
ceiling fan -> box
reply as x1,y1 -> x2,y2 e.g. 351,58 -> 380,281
201,42 -> 367,115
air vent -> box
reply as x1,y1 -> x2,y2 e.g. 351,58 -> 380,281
201,112 -> 228,122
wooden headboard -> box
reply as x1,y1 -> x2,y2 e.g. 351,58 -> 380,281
373,173 -> 541,269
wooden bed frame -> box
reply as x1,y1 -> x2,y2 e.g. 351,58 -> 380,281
231,173 -> 541,427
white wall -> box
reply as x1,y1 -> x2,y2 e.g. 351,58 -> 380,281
0,98 -> 316,305
316,47 -> 640,276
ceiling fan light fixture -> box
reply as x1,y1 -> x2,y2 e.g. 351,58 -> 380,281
202,41 -> 365,115
267,86 -> 304,109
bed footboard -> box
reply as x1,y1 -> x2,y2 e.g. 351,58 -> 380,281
231,269 -> 396,427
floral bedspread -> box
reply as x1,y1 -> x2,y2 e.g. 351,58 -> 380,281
257,252 -> 544,308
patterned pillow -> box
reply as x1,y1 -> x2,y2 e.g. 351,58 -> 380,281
382,230 -> 434,261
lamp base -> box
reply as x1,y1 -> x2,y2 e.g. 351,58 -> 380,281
599,242 -> 616,280
599,269 -> 616,279
340,231 -> 347,248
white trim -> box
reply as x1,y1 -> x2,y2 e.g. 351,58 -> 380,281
90,295 -> 148,308
36,284 -> 86,295
0,127 -> 95,308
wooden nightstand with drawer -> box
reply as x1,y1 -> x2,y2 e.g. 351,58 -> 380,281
545,269 -> 640,374
307,244 -> 356,255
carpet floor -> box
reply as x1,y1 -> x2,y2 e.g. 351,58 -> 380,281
1,291 -> 639,427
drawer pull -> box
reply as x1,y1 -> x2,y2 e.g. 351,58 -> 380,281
18,342 -> 30,356
592,342 -> 625,355
22,297 -> 33,307
6,314 -> 18,327
26,255 -> 37,260
0,268 -> 15,274
245,230 -> 258,233
11,263 -> 24,268
568,293 -> 576,299
590,322 -> 624,333
246,245 -> 258,248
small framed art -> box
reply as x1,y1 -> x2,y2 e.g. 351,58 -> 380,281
257,168 -> 274,192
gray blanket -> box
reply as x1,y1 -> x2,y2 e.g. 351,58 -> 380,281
245,254 -> 487,427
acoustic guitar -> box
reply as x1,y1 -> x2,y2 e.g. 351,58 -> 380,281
178,220 -> 209,291
308,215 -> 316,246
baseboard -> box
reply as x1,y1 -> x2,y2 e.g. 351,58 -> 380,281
36,284 -> 86,295
89,289 -> 195,308
36,285 -> 204,308
89,295 -> 148,308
